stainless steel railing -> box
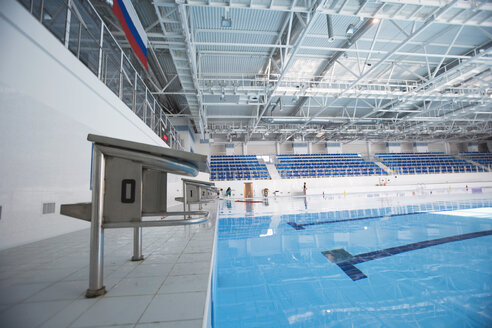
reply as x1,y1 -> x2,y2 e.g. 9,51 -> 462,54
17,0 -> 184,150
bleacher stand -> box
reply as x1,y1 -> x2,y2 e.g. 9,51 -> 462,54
210,155 -> 270,181
460,152 -> 492,171
275,154 -> 385,178
376,152 -> 484,174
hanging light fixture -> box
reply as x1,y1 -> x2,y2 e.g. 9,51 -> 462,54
221,8 -> 232,27
346,24 -> 356,37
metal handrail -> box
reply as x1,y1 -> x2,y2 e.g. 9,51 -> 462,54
17,0 -> 184,150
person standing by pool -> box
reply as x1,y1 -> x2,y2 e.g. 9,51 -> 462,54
303,182 -> 307,195
225,187 -> 232,197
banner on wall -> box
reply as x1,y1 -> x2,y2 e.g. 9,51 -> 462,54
112,0 -> 148,70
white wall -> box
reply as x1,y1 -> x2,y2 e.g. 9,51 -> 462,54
414,143 -> 429,152
400,142 -> 413,152
247,142 -> 276,155
342,142 -> 366,154
312,143 -> 326,153
0,0 -> 186,249
210,144 -> 226,155
280,143 -> 293,154
293,142 -> 308,154
234,143 -> 243,155
193,137 -> 211,156
370,143 -> 386,155
225,144 -> 235,155
428,142 -> 445,153
467,142 -> 479,152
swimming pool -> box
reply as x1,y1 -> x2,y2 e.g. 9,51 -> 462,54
212,196 -> 492,327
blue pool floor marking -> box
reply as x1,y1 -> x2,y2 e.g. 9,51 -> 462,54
287,212 -> 416,230
322,229 -> 492,281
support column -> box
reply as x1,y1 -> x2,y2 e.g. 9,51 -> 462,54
182,180 -> 187,219
86,146 -> 106,298
64,0 -> 71,48
444,142 -> 451,155
131,228 -> 144,261
97,22 -> 104,79
366,141 -> 371,157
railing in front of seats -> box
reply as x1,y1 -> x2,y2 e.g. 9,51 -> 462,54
17,0 -> 183,150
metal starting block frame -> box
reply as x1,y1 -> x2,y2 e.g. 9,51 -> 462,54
60,134 -> 210,298
175,178 -> 218,213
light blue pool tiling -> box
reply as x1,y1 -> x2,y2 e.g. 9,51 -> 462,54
212,198 -> 492,327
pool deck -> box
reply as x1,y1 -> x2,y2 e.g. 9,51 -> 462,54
1,187 -> 491,328
0,202 -> 218,328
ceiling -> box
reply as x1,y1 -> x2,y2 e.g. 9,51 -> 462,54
94,0 -> 492,144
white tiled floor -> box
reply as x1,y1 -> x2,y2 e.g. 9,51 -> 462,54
0,203 -> 217,328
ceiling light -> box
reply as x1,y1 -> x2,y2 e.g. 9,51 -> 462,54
221,17 -> 232,28
43,12 -> 52,21
346,24 -> 356,37
371,18 -> 380,24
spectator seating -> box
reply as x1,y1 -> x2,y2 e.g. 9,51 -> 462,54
376,152 -> 484,174
275,153 -> 385,178
210,155 -> 270,181
460,152 -> 492,170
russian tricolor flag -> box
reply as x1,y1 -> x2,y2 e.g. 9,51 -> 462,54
113,0 -> 148,70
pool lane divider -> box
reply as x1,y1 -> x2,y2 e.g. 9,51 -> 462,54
287,212 -> 417,230
322,229 -> 492,281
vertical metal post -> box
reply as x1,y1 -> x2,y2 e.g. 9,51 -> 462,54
131,227 -> 144,261
198,187 -> 203,210
143,89 -> 148,126
133,71 -> 138,112
64,0 -> 72,48
39,0 -> 45,22
98,23 -> 104,79
182,180 -> 187,219
77,24 -> 82,59
86,146 -> 106,298
119,51 -> 124,99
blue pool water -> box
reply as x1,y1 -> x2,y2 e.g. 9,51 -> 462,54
212,198 -> 492,327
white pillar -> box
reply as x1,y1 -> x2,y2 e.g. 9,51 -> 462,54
444,142 -> 451,155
